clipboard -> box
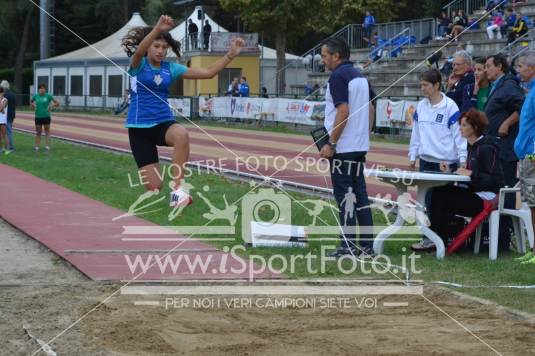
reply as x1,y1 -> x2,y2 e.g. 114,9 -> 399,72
310,126 -> 330,151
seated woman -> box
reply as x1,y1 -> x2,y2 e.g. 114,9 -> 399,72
428,109 -> 505,244
486,11 -> 505,39
448,10 -> 468,41
437,11 -> 452,38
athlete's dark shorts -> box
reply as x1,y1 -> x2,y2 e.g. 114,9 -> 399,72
35,117 -> 51,125
128,120 -> 176,168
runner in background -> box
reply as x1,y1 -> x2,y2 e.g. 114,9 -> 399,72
30,83 -> 59,152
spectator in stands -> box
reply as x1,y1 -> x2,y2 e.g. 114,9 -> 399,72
464,57 -> 491,112
507,9 -> 528,44
513,51 -> 535,264
238,77 -> 250,97
487,0 -> 505,12
486,11 -> 505,39
188,19 -> 198,49
203,20 -> 212,50
362,11 -> 376,45
437,11 -> 452,38
226,77 -> 240,97
446,50 -> 475,111
0,80 -> 15,151
409,69 -> 467,251
260,87 -> 269,98
362,33 -> 383,68
429,109 -> 504,245
504,7 -> 517,32
484,53 -> 525,250
486,0 -> 497,11
458,10 -> 468,27
440,44 -> 468,78
448,10 -> 468,41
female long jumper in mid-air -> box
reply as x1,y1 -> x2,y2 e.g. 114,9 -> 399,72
121,15 -> 244,208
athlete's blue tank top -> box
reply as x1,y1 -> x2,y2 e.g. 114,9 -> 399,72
126,58 -> 187,128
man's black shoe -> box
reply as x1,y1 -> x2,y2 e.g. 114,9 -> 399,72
328,246 -> 357,258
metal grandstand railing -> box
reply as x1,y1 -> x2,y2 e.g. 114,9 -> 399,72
443,0 -> 490,17
499,28 -> 535,58
375,18 -> 435,44
362,27 -> 413,71
258,17 -> 437,95
266,18 -> 436,75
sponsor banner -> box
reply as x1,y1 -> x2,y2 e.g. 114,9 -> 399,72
376,98 -> 418,128
199,96 -> 325,125
211,32 -> 259,53
169,97 -> 192,118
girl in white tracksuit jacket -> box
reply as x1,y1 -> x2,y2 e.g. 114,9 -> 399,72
409,69 -> 467,172
409,69 -> 468,251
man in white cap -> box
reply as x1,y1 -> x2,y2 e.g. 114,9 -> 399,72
1,80 -> 15,150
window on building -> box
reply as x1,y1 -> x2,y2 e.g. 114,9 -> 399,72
108,75 -> 122,97
37,76 -> 49,91
53,76 -> 66,95
89,75 -> 102,96
70,75 -> 83,96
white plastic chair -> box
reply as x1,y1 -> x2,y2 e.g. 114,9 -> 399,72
474,185 -> 535,260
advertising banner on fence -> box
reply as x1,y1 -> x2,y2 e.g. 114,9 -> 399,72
169,97 -> 192,118
210,33 -> 259,53
199,96 -> 325,126
375,98 -> 418,128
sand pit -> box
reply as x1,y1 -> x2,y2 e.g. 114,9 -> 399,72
1,219 -> 534,355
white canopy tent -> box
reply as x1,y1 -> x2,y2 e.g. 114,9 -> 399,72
33,10 -> 306,108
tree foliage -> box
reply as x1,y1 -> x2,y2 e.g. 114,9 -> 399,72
0,0 -> 430,94
220,0 -> 407,93
220,0 -> 320,93
313,0 -> 407,34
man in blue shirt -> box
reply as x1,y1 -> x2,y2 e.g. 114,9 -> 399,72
238,77 -> 250,97
485,53 -> 525,251
363,11 -> 376,45
320,37 -> 374,258
513,51 -> 535,264
446,51 -> 475,112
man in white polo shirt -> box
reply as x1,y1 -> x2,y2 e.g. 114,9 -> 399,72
320,37 -> 374,258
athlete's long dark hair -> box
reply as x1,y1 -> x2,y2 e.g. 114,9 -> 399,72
122,27 -> 181,58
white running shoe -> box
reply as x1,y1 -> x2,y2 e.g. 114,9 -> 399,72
170,187 -> 192,208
